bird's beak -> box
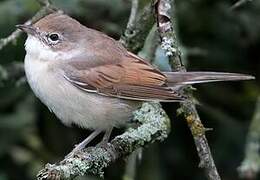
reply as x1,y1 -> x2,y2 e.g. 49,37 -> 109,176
16,24 -> 37,36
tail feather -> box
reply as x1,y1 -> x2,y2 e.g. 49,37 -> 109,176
163,71 -> 255,85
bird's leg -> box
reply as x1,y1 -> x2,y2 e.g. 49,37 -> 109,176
66,130 -> 102,158
102,127 -> 113,143
73,130 -> 102,151
98,127 -> 113,147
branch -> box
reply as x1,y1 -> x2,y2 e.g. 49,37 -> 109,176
120,2 -> 155,53
230,0 -> 253,11
37,0 -> 51,7
0,2 -> 57,51
154,0 -> 183,71
0,0 -> 57,86
238,96 -> 260,179
138,24 -> 159,63
123,149 -> 140,180
0,62 -> 24,85
37,103 -> 170,180
155,0 -> 221,180
178,102 -> 220,180
126,0 -> 139,31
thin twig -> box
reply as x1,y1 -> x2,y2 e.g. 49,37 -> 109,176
138,24 -> 159,63
37,0 -> 51,7
0,0 -> 57,86
179,102 -> 221,180
126,0 -> 139,31
0,62 -> 24,84
0,2 -> 56,51
238,96 -> 260,179
120,3 -> 155,53
230,0 -> 253,10
155,0 -> 221,180
123,150 -> 140,180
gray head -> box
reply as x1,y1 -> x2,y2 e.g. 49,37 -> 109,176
17,13 -> 87,60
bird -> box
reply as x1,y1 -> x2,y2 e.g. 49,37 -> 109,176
17,12 -> 254,154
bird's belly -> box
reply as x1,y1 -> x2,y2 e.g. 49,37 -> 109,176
24,57 -> 140,130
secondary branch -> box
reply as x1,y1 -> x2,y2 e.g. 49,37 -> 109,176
155,0 -> 221,180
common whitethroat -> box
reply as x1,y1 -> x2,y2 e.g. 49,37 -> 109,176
17,13 -> 254,153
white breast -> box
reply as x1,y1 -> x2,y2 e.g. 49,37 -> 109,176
24,36 -> 139,130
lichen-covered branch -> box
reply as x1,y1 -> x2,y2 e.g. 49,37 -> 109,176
37,103 -> 171,180
154,0 -> 183,71
231,0 -> 253,10
238,96 -> 260,179
178,101 -> 220,180
155,0 -> 221,180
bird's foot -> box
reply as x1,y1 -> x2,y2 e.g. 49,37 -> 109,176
65,130 -> 102,159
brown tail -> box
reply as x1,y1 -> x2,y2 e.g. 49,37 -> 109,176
163,72 -> 255,85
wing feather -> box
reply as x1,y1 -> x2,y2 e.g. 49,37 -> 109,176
64,53 -> 185,102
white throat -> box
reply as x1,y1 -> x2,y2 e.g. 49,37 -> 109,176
25,35 -> 60,61
25,35 -> 83,61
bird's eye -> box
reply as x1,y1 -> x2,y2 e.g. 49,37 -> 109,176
48,33 -> 60,43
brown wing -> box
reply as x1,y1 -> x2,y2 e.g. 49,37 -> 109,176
64,52 -> 185,102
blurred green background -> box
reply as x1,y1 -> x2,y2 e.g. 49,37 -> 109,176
0,0 -> 259,180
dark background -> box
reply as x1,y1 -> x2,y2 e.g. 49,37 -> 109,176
0,0 -> 259,180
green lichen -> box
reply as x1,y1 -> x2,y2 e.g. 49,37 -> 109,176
111,102 -> 171,155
